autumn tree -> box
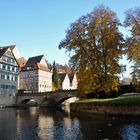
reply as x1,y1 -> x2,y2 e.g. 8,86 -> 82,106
124,7 -> 140,89
59,6 -> 124,94
52,61 -> 60,91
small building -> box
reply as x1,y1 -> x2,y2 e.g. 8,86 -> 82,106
0,46 -> 19,106
58,73 -> 70,90
19,55 -> 52,92
68,73 -> 78,90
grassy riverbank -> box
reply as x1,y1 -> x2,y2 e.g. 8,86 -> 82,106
77,95 -> 140,105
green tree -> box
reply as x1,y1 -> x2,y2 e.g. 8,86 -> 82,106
59,5 -> 124,94
124,7 -> 140,89
52,61 -> 60,90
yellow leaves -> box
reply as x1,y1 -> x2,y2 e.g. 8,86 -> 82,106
59,6 -> 124,95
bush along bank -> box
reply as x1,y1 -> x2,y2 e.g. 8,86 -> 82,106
70,96 -> 140,116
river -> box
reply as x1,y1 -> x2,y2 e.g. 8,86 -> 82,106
0,106 -> 140,140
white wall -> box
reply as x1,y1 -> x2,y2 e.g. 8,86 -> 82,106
62,74 -> 70,90
71,74 -> 78,89
38,70 -> 52,92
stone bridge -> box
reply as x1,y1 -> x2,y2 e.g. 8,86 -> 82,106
16,90 -> 79,107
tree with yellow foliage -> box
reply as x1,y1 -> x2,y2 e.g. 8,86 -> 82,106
124,7 -> 140,91
59,6 -> 124,94
124,7 -> 140,62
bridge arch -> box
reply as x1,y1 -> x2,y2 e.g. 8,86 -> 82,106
16,95 -> 45,106
19,99 -> 38,106
16,90 -> 79,107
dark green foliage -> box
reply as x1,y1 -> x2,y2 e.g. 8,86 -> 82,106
52,61 -> 60,90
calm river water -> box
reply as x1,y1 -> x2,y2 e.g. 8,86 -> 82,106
0,106 -> 140,140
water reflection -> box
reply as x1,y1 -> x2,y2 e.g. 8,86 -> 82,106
0,107 -> 140,140
38,115 -> 54,140
120,124 -> 140,140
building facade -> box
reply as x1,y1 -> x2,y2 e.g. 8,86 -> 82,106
68,73 -> 78,90
59,73 -> 78,90
19,55 -> 52,92
59,73 -> 70,90
0,47 -> 19,106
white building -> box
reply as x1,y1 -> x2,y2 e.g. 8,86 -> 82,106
1,45 -> 21,60
0,46 -> 19,106
59,73 -> 70,90
58,73 -> 77,90
68,73 -> 78,89
19,55 -> 52,92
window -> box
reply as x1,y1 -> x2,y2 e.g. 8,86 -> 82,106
12,67 -> 15,71
7,58 -> 11,63
11,76 -> 14,81
11,59 -> 15,64
1,85 -> 5,89
2,64 -> 6,70
1,75 -> 4,79
7,75 -> 10,80
7,66 -> 10,71
15,76 -> 18,81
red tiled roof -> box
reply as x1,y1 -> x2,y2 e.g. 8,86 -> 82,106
26,55 -> 44,66
20,55 -> 50,72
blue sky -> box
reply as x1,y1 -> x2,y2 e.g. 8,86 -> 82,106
0,0 -> 139,66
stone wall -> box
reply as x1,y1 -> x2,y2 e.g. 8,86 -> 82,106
70,103 -> 140,116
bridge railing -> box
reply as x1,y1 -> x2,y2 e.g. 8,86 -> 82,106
17,90 -> 78,96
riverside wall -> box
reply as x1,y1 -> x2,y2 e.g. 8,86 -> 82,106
70,103 -> 140,116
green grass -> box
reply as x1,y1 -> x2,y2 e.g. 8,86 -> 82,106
77,96 -> 140,105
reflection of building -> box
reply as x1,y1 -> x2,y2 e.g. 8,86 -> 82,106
58,73 -> 77,90
0,46 -> 19,106
38,115 -> 54,140
19,55 -> 52,92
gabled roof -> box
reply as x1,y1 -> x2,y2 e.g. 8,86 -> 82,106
0,46 -> 19,67
68,73 -> 75,84
0,45 -> 17,58
21,55 -> 50,72
26,55 -> 44,66
37,63 -> 50,71
58,73 -> 67,84
0,45 -> 16,50
0,47 -> 8,58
